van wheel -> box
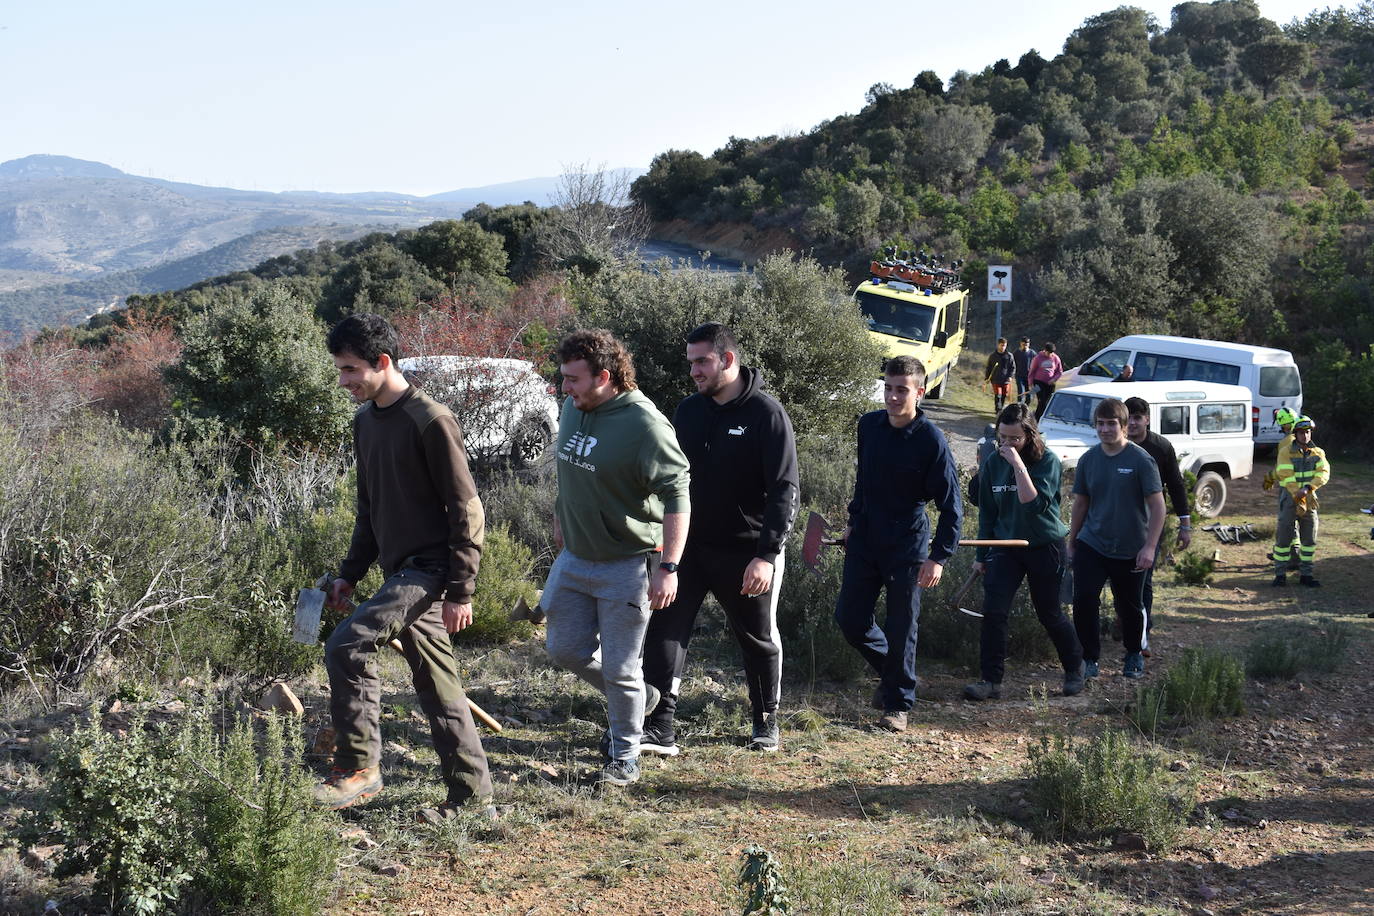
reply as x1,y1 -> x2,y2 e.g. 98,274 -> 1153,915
926,372 -> 946,400
510,418 -> 552,469
1194,471 -> 1227,518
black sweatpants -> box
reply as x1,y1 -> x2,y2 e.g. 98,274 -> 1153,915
1033,381 -> 1055,420
642,543 -> 783,728
978,541 -> 1082,684
1071,541 -> 1148,661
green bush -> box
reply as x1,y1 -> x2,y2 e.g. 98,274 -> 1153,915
479,465 -> 559,577
737,844 -> 792,915
1172,549 -> 1216,586
1245,618 -> 1353,679
462,524 -> 540,643
1025,729 -> 1197,851
1131,648 -> 1244,733
28,696 -> 339,915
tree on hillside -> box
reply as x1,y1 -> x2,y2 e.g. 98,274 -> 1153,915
1240,35 -> 1311,98
401,220 -> 509,285
631,150 -> 722,221
164,284 -> 352,455
538,164 -> 649,276
318,238 -> 443,322
916,105 -> 995,189
571,252 -> 884,445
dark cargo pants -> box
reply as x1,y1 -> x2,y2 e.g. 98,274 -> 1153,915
325,563 -> 493,805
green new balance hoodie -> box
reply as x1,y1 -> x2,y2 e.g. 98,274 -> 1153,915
555,388 -> 691,561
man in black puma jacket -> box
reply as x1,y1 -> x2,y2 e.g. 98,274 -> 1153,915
641,322 -> 799,755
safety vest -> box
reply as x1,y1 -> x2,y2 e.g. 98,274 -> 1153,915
1276,442 -> 1330,496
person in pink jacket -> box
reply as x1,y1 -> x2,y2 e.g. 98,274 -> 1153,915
1029,343 -> 1064,421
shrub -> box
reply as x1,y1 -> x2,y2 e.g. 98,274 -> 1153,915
1131,648 -> 1244,733
1172,549 -> 1216,586
1245,618 -> 1353,679
1025,729 -> 1197,851
462,524 -> 540,643
737,845 -> 792,915
28,696 -> 339,915
478,464 -> 559,577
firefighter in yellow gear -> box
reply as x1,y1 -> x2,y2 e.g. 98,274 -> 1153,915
1262,406 -> 1299,493
1272,416 -> 1330,587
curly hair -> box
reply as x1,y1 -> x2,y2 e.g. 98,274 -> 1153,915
556,328 -> 638,391
996,401 -> 1046,464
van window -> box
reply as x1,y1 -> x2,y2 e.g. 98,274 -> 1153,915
1134,353 -> 1181,380
1259,366 -> 1301,397
1159,406 -> 1190,435
1198,403 -> 1247,433
1180,358 -> 1240,385
1080,349 -> 1130,379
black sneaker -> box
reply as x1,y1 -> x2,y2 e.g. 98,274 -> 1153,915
639,722 -> 679,757
963,680 -> 1002,701
749,713 -> 780,752
1063,662 -> 1087,696
598,758 -> 640,786
599,729 -> 612,762
1300,575 -> 1321,588
1271,574 -> 1287,587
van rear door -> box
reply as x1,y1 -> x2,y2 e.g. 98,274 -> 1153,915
1253,364 -> 1302,443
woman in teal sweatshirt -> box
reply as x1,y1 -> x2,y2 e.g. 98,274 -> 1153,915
964,403 -> 1085,701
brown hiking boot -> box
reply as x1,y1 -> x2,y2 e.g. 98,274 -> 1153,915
878,710 -> 908,732
313,765 -> 382,809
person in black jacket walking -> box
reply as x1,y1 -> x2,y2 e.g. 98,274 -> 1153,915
1013,337 -> 1033,405
641,323 -> 799,755
983,338 -> 1016,414
1124,397 -> 1192,635
834,355 -> 962,732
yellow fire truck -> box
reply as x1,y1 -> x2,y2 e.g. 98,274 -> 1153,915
853,249 -> 969,399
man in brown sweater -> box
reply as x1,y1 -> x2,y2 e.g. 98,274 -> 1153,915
318,313 -> 493,821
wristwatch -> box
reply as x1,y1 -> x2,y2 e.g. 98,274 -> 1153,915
659,561 -> 680,573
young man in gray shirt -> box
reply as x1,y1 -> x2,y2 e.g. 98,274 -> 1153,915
1068,397 -> 1165,680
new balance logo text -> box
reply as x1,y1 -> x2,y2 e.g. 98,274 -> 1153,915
563,433 -> 598,458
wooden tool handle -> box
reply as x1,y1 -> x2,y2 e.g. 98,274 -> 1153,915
387,638 -> 504,733
957,539 -> 1030,547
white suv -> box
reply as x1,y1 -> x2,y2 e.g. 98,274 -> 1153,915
1037,381 -> 1254,517
398,356 -> 559,469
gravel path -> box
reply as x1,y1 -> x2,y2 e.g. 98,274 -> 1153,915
920,400 -> 994,473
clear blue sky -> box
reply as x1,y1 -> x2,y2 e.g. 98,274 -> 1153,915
0,0 -> 1342,196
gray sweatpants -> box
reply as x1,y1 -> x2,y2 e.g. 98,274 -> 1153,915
543,551 -> 652,762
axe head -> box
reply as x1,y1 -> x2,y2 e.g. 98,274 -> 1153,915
958,606 -> 984,618
802,511 -> 840,577
292,587 -> 326,644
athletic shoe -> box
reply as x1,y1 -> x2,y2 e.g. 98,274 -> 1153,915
598,758 -> 640,786
639,722 -> 680,757
1123,652 -> 1145,679
313,765 -> 382,809
749,714 -> 780,752
1300,575 -> 1321,588
644,683 -> 661,716
1084,660 -> 1100,679
963,680 -> 1002,701
1272,574 -> 1287,587
878,710 -> 908,732
1063,662 -> 1087,697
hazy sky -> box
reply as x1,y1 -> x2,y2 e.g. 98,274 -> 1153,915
0,0 -> 1344,196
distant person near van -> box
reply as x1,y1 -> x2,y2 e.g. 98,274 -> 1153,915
1114,364 -> 1135,382
1068,397 -> 1165,680
1013,337 -> 1033,405
983,338 -> 1016,414
963,403 -> 1085,702
1029,343 -> 1064,421
1272,416 -> 1330,588
1124,397 -> 1192,637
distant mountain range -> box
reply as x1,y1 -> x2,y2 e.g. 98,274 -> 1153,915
0,155 -> 641,335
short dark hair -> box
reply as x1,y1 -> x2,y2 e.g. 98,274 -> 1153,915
327,313 -> 400,367
1094,397 -> 1128,424
685,322 -> 738,360
996,401 -> 1045,463
884,355 -> 927,386
1042,342 -> 1057,354
557,328 -> 637,391
1019,337 -> 1030,344
996,337 -> 1007,345
1124,397 -> 1150,418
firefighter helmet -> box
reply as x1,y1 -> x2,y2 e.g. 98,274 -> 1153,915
1274,407 -> 1298,428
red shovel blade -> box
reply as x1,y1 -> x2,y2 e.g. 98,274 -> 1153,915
802,511 -> 841,576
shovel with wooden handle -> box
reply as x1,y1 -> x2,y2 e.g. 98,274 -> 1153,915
292,574 -> 332,644
950,568 -> 985,618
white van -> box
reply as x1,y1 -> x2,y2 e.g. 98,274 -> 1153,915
1038,381 -> 1254,517
1061,335 -> 1301,445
